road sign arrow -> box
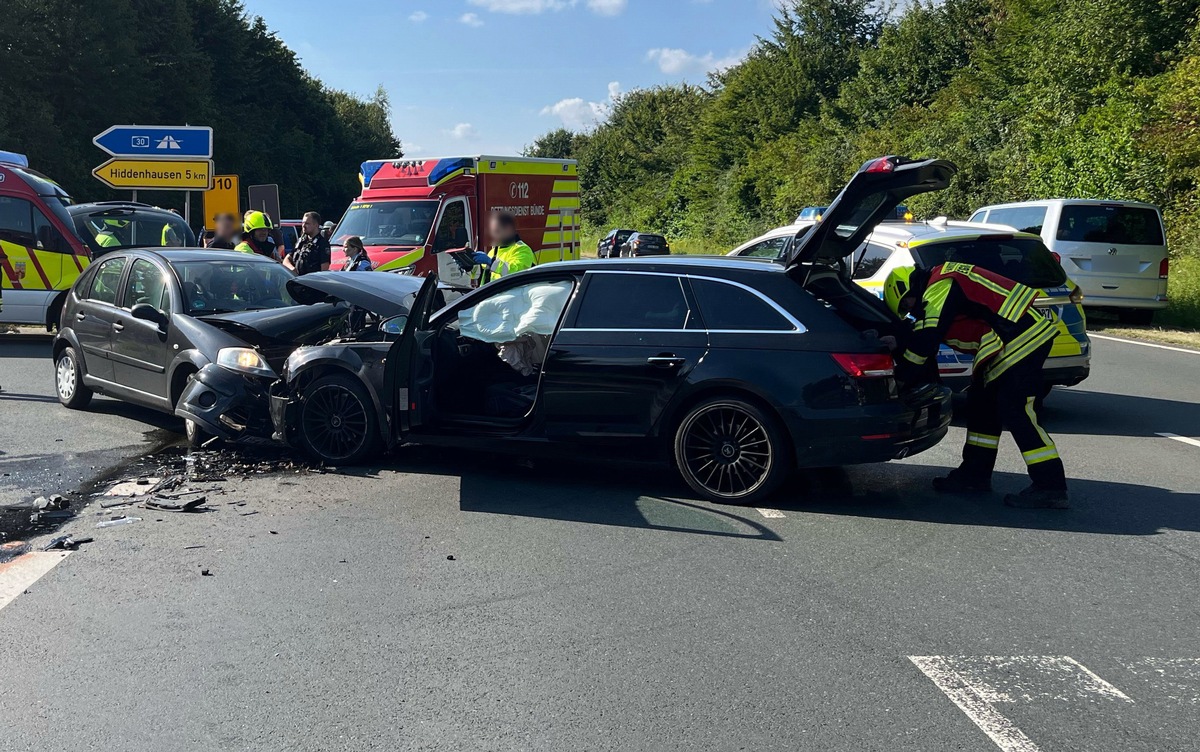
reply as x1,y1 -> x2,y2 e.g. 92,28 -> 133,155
93,125 -> 213,159
92,158 -> 214,191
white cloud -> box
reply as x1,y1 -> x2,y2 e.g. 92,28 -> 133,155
459,12 -> 484,26
586,0 -> 627,15
408,10 -> 428,22
447,123 -> 478,140
540,81 -> 621,130
645,47 -> 745,77
468,0 -> 626,15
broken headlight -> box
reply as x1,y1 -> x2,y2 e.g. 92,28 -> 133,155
216,347 -> 276,379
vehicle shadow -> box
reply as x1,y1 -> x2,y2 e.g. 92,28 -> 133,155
0,391 -> 59,404
770,464 -> 1200,537
372,447 -> 783,542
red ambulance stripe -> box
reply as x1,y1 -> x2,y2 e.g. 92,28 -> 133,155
69,251 -> 84,272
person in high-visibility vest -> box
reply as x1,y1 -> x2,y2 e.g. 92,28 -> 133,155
235,211 -> 278,258
472,211 -> 534,284
94,218 -> 127,250
885,262 -> 1068,509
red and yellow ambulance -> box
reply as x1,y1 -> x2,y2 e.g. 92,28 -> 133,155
329,156 -> 581,276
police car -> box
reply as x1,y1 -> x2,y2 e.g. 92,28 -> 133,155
729,218 -> 1091,403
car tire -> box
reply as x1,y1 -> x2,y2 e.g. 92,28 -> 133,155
54,346 -> 93,409
184,417 -> 216,449
297,373 -> 379,465
673,397 -> 791,505
1118,309 -> 1154,325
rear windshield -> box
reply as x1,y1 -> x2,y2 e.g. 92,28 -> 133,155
911,237 -> 1068,289
74,208 -> 196,254
635,234 -> 666,243
1057,205 -> 1163,245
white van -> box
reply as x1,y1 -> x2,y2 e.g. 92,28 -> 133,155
968,200 -> 1168,324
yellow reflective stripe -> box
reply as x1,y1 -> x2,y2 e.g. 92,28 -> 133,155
551,180 -> 580,193
1025,397 -> 1054,447
913,318 -> 939,331
966,432 -> 1001,449
1022,446 -> 1060,465
375,248 -> 426,271
945,338 -> 980,352
964,268 -> 1010,297
903,350 -> 927,365
985,317 -> 1057,381
976,331 -> 1003,364
999,285 -> 1037,321
548,197 -> 580,210
922,277 -> 954,320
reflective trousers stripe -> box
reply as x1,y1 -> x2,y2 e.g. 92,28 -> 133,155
966,432 -> 1000,449
1022,445 -> 1061,465
903,350 -> 927,365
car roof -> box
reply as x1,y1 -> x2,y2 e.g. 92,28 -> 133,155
976,198 -> 1160,211
869,220 -> 1042,246
129,249 -> 281,263
532,255 -> 789,275
68,202 -> 181,217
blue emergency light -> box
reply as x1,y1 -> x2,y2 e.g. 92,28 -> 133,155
0,150 -> 30,167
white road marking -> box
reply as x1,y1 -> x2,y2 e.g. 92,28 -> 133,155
756,508 -> 785,518
0,551 -> 70,613
1090,333 -> 1200,355
909,656 -> 1042,752
1156,432 -> 1200,449
910,656 -> 1133,752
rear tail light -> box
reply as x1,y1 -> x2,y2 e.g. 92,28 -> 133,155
1069,285 -> 1084,304
832,353 -> 895,378
1160,258 -> 1169,279
1051,251 -> 1061,264
863,157 -> 895,173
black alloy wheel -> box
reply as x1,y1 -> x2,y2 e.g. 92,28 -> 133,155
674,397 -> 790,505
298,374 -> 378,464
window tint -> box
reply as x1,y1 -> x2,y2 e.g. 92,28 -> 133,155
31,205 -> 70,252
912,238 -> 1067,289
87,257 -> 127,305
1057,205 -> 1164,245
0,196 -> 35,247
741,236 -> 790,258
691,279 -> 794,331
124,259 -> 169,309
987,206 -> 1048,235
853,241 -> 893,280
575,274 -> 690,330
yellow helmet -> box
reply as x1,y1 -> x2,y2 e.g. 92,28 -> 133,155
883,266 -> 916,316
243,211 -> 273,233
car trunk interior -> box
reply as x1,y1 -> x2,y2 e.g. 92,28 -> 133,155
798,263 -> 902,338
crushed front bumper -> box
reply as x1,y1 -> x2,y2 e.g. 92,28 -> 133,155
175,363 -> 277,441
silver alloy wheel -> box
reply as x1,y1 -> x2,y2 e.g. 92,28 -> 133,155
679,403 -> 774,500
56,353 -> 77,401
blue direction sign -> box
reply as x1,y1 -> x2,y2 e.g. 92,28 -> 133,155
93,125 -> 213,159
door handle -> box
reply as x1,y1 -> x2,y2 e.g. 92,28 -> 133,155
112,322 -> 125,332
647,355 -> 685,368
76,312 -> 86,321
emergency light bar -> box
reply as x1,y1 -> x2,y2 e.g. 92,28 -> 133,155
0,150 -> 30,167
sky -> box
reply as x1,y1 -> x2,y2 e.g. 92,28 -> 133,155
240,0 -> 784,157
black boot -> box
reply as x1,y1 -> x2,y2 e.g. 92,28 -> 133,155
932,468 -> 991,494
1004,484 -> 1070,509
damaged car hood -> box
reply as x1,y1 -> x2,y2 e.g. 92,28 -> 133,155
286,271 -> 425,319
200,303 -> 347,348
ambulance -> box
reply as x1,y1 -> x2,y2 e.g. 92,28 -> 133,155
329,156 -> 581,277
0,151 -> 94,329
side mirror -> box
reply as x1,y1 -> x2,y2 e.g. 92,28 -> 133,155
131,303 -> 168,330
380,315 -> 407,335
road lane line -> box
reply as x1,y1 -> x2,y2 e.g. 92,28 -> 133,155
909,656 -> 1042,752
1060,656 -> 1133,701
1090,333 -> 1200,355
756,508 -> 785,518
0,551 -> 69,613
1156,432 -> 1200,449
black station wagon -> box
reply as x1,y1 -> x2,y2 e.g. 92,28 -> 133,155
269,156 -> 958,505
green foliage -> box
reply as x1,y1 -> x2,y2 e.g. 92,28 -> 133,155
0,0 -> 400,222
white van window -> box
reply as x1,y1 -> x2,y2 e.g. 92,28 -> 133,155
1057,205 -> 1163,245
986,206 -> 1047,235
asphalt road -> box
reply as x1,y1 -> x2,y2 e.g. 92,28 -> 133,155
1,334 -> 1198,751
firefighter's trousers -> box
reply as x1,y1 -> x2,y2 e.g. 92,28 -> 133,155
960,341 -> 1066,490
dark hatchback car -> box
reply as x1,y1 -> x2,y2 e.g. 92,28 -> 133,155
50,250 -> 416,446
619,231 -> 670,257
269,156 -> 958,505
597,228 -> 636,259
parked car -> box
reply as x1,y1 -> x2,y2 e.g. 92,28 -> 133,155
794,206 -> 827,223
597,228 -> 636,259
618,232 -> 670,257
50,250 -> 419,447
269,156 -> 957,505
968,199 -> 1168,324
68,202 -> 196,257
729,219 -> 1091,402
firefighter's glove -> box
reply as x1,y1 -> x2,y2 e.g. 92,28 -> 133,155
472,252 -> 493,268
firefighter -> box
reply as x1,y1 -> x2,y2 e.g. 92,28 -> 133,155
885,262 -> 1069,509
473,211 -> 534,284
235,211 -> 278,258
94,219 -> 127,249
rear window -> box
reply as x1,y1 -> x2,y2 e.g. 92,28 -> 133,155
73,208 -> 196,252
911,237 -> 1067,289
1057,205 -> 1163,245
690,278 -> 795,331
635,234 -> 665,244
985,206 -> 1048,235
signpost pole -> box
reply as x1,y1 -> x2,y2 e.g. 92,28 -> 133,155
184,192 -> 191,226
132,190 -> 137,202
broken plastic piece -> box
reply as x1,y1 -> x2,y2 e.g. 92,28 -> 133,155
145,495 -> 206,512
96,516 -> 142,529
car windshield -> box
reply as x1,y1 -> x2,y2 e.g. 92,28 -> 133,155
74,208 -> 197,252
1057,205 -> 1163,245
332,200 -> 439,247
911,237 -> 1068,289
171,259 -> 298,314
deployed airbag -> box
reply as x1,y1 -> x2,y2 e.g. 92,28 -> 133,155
459,281 -> 572,343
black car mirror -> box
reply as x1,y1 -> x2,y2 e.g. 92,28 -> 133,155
131,303 -> 168,329
380,315 -> 407,335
